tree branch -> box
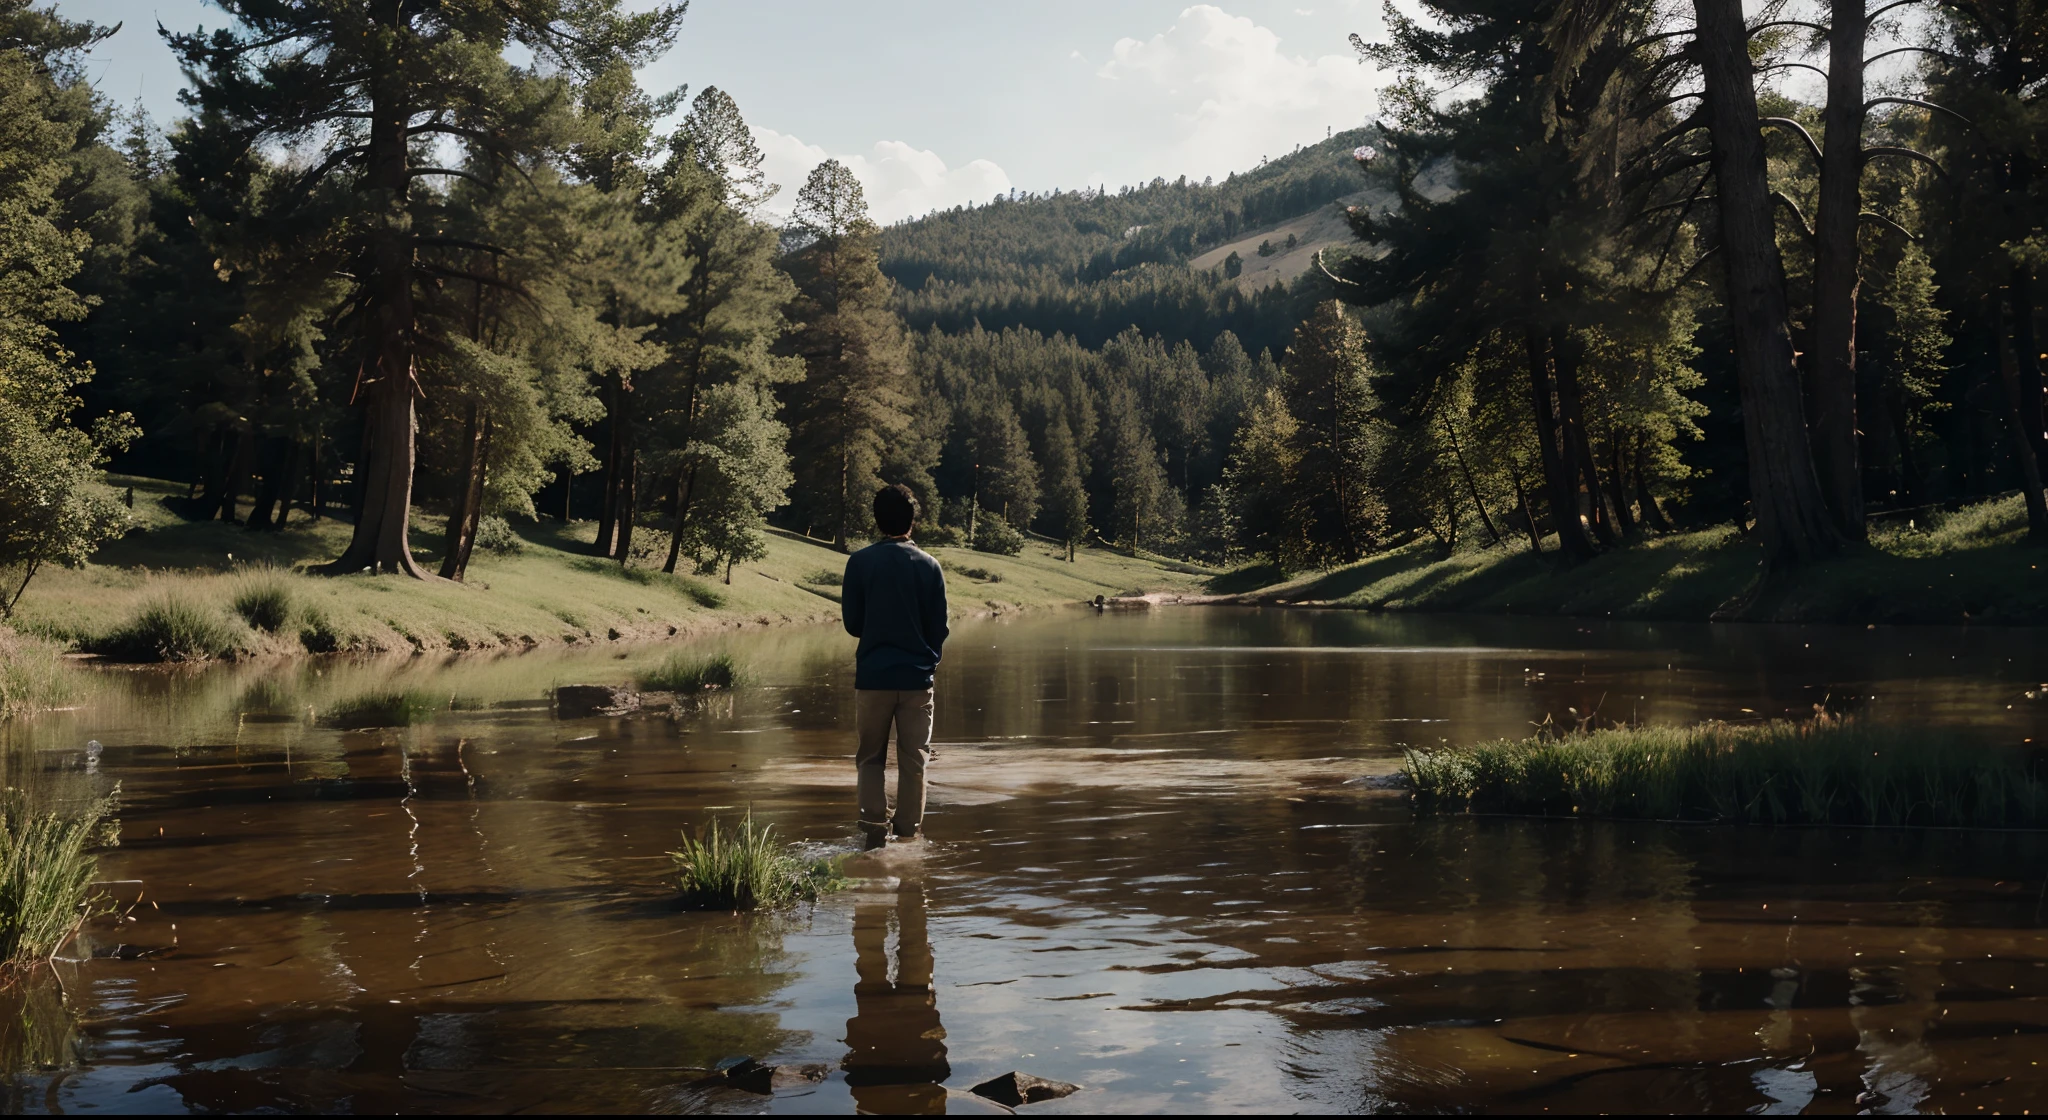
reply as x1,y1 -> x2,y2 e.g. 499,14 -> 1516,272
1749,19 -> 1830,37
1866,0 -> 1932,23
1865,96 -> 1973,127
417,236 -> 513,256
1623,27 -> 1698,51
1672,244 -> 1721,289
1862,144 -> 1951,180
1313,248 -> 1366,289
1772,191 -> 1817,240
1761,116 -> 1824,165
1864,45 -> 1957,66
408,166 -> 495,188
1860,211 -> 1920,241
1632,90 -> 1706,119
1755,61 -> 1831,81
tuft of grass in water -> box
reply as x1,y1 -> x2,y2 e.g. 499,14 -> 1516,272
0,628 -> 73,719
670,812 -> 846,910
229,568 -> 297,633
0,791 -> 117,974
322,689 -> 443,728
90,593 -> 237,662
1405,719 -> 2048,829
639,652 -> 743,693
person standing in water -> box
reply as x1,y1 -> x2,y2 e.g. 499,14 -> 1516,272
841,484 -> 949,848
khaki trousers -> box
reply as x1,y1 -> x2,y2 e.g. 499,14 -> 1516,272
855,689 -> 934,835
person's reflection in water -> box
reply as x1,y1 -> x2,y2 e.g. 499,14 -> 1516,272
842,876 -> 948,1114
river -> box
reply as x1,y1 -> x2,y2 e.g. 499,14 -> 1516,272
4,607 -> 2047,1113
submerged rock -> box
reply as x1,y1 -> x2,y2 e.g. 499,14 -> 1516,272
714,1056 -> 828,1094
1348,771 -> 1413,791
970,1071 -> 1080,1107
553,684 -> 639,718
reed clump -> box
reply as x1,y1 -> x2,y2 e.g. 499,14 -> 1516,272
322,689 -> 443,728
90,592 -> 238,662
229,568 -> 297,633
639,652 -> 742,693
1405,720 -> 2048,828
0,628 -> 72,718
0,792 -> 117,974
670,813 -> 845,910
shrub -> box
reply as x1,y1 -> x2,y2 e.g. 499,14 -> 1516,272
0,627 -> 72,718
92,593 -> 236,662
1405,719 -> 2048,828
639,652 -> 742,693
230,570 -> 296,632
474,515 -> 523,555
670,812 -> 845,910
958,566 -> 1003,582
972,513 -> 1025,556
322,689 -> 443,728
297,606 -> 343,654
803,568 -> 842,588
0,791 -> 117,972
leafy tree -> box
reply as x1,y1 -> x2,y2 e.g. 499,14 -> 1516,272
782,160 -> 912,548
0,2 -> 135,615
1221,387 -> 1302,566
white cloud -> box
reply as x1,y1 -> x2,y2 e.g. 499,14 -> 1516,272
1095,4 -> 1383,181
754,128 -> 1014,226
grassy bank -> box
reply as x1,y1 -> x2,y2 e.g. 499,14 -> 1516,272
4,475 -> 1206,666
1223,494 -> 2047,625
1405,720 -> 2048,828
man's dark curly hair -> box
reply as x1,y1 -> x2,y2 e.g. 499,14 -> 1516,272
873,483 -> 919,537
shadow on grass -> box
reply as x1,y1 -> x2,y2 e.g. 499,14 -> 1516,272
568,558 -> 726,608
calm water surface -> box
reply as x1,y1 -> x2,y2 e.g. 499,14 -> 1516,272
5,607 -> 2048,1113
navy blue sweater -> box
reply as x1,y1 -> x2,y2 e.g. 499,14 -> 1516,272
841,538 -> 950,690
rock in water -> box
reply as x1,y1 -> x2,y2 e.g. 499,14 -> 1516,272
714,1056 -> 827,1094
553,684 -> 640,718
970,1071 -> 1080,1107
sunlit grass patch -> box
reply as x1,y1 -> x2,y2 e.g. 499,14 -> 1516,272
670,813 -> 846,910
638,652 -> 742,693
321,689 -> 443,728
0,791 -> 117,975
1405,720 -> 2048,828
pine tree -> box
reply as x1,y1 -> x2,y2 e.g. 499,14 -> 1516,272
782,160 -> 912,549
170,0 -> 683,577
1041,412 -> 1089,560
1100,384 -> 1177,553
646,88 -> 799,575
1279,302 -> 1383,565
1221,387 -> 1301,567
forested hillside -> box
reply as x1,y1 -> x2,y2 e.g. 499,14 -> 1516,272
879,127 -> 1388,355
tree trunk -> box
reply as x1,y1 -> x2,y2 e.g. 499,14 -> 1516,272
596,372 -> 623,555
1551,329 -> 1616,546
1441,414 -> 1502,546
1523,328 -> 1597,560
663,470 -> 694,574
1633,436 -> 1674,532
325,39 -> 428,579
1508,459 -> 1544,554
440,401 -> 484,579
194,426 -> 235,521
247,436 -> 297,530
1694,0 -> 1845,569
1810,0 -> 1869,539
2009,264 -> 2046,477
1999,299 -> 2048,539
219,425 -> 254,524
1607,442 -> 1638,537
612,450 -> 637,563
309,425 -> 323,521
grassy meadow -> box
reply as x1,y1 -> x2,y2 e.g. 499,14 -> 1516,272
4,474 -> 1208,668
1218,494 -> 2048,625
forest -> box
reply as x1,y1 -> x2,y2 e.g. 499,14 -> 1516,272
3,0 -> 2044,617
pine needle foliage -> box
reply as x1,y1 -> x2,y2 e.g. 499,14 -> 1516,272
670,812 -> 844,910
1406,721 -> 2048,829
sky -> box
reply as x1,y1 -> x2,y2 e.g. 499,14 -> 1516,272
56,0 -> 1393,223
